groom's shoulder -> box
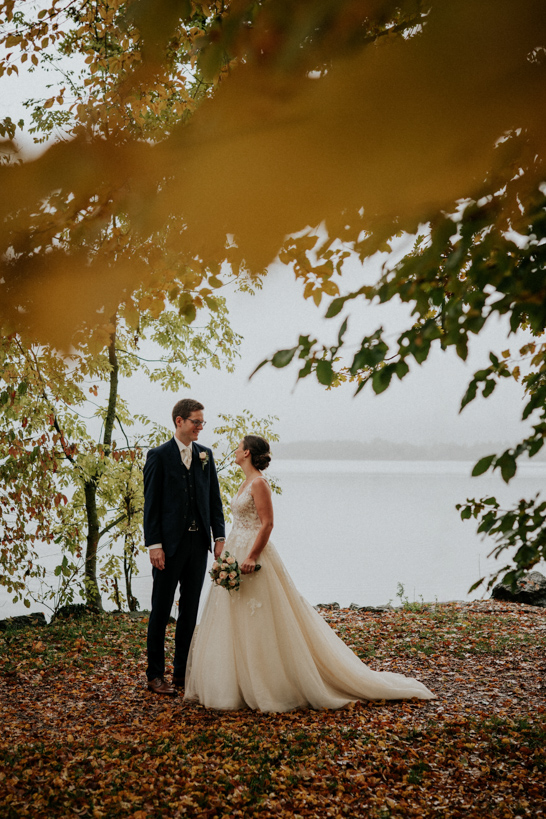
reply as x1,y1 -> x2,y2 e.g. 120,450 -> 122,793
147,438 -> 175,458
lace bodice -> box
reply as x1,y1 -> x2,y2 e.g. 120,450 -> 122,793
230,479 -> 264,533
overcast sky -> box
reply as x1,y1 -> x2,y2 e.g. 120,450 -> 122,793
121,254 -> 532,447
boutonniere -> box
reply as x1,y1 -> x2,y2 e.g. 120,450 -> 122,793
199,451 -> 209,471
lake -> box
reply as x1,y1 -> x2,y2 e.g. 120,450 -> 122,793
2,460 -> 545,619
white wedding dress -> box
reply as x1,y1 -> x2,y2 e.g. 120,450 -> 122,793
184,479 -> 435,712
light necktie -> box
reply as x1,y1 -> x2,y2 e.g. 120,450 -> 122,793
180,444 -> 192,470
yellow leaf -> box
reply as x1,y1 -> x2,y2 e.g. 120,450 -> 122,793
321,279 -> 339,296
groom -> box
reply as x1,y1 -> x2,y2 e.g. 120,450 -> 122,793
144,398 -> 225,695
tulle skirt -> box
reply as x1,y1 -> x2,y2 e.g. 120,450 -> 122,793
184,533 -> 435,712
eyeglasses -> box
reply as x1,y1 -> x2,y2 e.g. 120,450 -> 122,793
188,419 -> 206,428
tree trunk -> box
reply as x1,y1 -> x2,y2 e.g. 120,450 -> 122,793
104,316 -> 119,454
113,577 -> 122,612
123,537 -> 139,612
82,317 -> 119,611
84,479 -> 103,611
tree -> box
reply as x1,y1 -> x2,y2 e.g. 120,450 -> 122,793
0,297 -> 280,613
6,1 -> 545,343
1,0 -> 546,591
0,294 -> 242,611
0,0 -> 260,347
0,0 -> 278,612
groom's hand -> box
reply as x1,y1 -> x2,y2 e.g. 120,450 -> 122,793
149,548 -> 166,570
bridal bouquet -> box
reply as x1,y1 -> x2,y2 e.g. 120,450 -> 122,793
209,551 -> 261,593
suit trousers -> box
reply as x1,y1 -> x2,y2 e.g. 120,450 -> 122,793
146,531 -> 209,681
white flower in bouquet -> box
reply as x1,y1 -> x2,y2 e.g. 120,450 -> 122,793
226,556 -> 236,565
219,571 -> 227,579
229,571 -> 237,579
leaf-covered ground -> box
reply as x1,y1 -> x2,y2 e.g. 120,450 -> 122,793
0,601 -> 545,818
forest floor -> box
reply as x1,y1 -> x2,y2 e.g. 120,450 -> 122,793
0,600 -> 544,818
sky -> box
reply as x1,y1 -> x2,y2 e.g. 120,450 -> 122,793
121,255 -> 533,448
2,43 -> 535,449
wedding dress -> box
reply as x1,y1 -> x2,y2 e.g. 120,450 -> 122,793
184,478 -> 435,711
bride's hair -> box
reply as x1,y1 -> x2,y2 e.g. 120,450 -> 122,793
243,435 -> 271,471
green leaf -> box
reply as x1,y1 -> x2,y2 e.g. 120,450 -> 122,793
371,366 -> 393,394
471,454 -> 496,476
460,506 -> 472,520
249,359 -> 268,378
325,297 -> 345,318
396,360 -> 409,379
528,438 -> 544,457
178,293 -> 196,324
297,359 -> 313,380
316,360 -> 334,386
460,382 -> 477,410
337,317 -> 348,347
498,453 -> 517,483
482,379 -> 496,398
271,347 -> 297,368
354,378 -> 367,396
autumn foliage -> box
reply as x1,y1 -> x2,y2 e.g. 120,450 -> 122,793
1,602 -> 545,818
1,1 -> 545,345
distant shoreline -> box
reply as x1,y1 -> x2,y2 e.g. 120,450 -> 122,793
272,439 -> 546,462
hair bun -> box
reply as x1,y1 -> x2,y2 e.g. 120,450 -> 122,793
254,452 -> 271,471
243,435 -> 272,471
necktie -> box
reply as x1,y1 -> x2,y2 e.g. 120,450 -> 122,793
180,444 -> 192,470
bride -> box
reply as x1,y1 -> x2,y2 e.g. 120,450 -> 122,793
184,435 -> 435,711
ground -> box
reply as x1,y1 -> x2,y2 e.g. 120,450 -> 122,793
0,600 -> 544,818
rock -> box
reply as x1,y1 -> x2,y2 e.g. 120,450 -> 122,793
51,603 -> 98,621
315,602 -> 340,610
491,571 -> 546,607
0,612 -> 47,632
356,604 -> 394,614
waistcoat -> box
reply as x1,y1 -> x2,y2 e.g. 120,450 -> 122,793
182,460 -> 199,528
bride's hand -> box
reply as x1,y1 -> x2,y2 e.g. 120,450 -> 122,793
241,557 -> 256,574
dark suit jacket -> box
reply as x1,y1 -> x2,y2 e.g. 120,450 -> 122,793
143,438 -> 225,556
